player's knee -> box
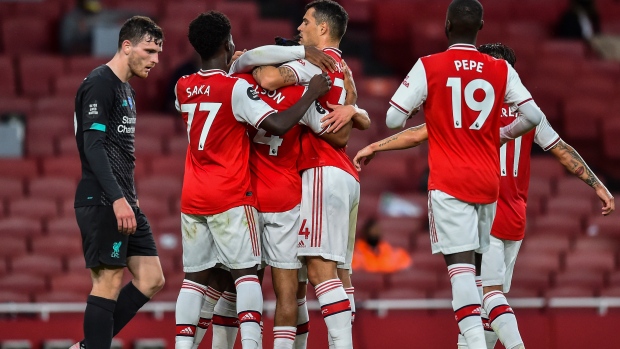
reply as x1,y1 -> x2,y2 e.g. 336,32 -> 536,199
148,272 -> 166,294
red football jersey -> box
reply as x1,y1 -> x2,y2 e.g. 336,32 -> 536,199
390,44 -> 532,204
492,105 -> 560,241
234,73 -> 305,213
283,48 -> 359,181
175,69 -> 277,215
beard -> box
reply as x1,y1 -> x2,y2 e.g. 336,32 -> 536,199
128,53 -> 148,79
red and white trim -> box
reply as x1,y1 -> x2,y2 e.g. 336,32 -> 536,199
197,69 -> 227,77
448,44 -> 477,51
345,287 -> 355,295
482,290 -> 503,306
454,304 -> 481,323
205,286 -> 222,301
254,110 -> 277,129
244,205 -> 260,256
315,279 -> 342,298
296,322 -> 310,335
447,265 -> 476,279
273,329 -> 297,340
310,167 -> 324,248
220,291 -> 237,303
428,191 -> 438,244
212,314 -> 240,327
389,99 -> 411,115
323,47 -> 342,58
516,98 -> 533,107
182,280 -> 207,295
235,275 -> 260,288
543,137 -> 561,151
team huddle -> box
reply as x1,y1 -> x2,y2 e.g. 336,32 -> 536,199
72,1 -> 614,349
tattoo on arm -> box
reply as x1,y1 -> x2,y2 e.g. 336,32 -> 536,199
551,141 -> 601,188
278,66 -> 297,84
378,135 -> 399,148
252,66 -> 264,81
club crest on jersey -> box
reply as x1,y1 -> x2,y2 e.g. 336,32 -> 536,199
247,87 -> 260,101
127,97 -> 134,109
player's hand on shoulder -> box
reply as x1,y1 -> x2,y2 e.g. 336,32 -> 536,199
341,60 -> 357,100
321,102 -> 356,133
227,49 -> 246,71
353,145 -> 376,171
595,185 -> 615,216
308,72 -> 332,97
112,197 -> 137,235
304,46 -> 337,73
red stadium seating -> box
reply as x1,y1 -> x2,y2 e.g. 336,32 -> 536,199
600,287 -> 620,297
10,197 -> 58,221
556,177 -> 601,200
376,288 -> 427,300
0,158 -> 38,179
348,271 -> 387,292
0,177 -> 24,200
25,131 -> 56,157
47,216 -> 80,236
564,250 -> 616,273
521,234 -> 571,255
28,113 -> 74,140
0,273 -> 47,295
515,252 -> 561,274
1,17 -> 54,54
13,1 -> 64,22
28,177 -> 76,201
0,291 -> 31,303
65,56 -> 108,77
34,96 -> 75,116
545,196 -> 593,220
57,135 -> 79,157
50,273 -> 92,294
134,134 -> 165,158
505,287 -> 540,298
34,291 -> 85,303
167,136 -> 189,157
66,255 -> 85,272
137,113 -> 180,139
0,96 -> 35,115
377,216 -> 422,242
0,55 -> 16,96
0,236 -> 28,258
388,269 -> 438,292
409,252 -> 446,273
530,157 -> 565,182
413,233 -> 432,253
553,270 -> 605,290
0,217 -> 43,238
150,156 -> 185,179
529,214 -> 582,237
602,118 -> 620,159
545,286 -> 595,298
137,176 -> 182,200
572,236 -> 617,252
42,156 -> 81,181
54,74 -> 87,97
587,215 -> 620,238
18,55 -> 65,97
31,235 -> 83,258
11,255 -> 63,277
563,97 -> 608,141
137,195 -> 173,221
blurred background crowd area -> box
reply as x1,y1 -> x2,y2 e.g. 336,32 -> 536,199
1,0 -> 620,305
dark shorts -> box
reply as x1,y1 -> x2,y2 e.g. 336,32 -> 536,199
75,205 -> 158,269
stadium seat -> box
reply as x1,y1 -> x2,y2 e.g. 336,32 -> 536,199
66,255 -> 85,272
409,252 -> 445,273
0,177 -> 24,201
521,234 -> 571,255
0,97 -> 35,115
13,0 -> 64,22
0,55 -> 16,96
545,196 -> 593,220
0,259 -> 6,277
42,156 -> 81,181
545,286 -> 595,298
348,271 -> 387,292
65,56 -> 108,77
137,113 -> 180,139
31,235 -> 82,258
134,339 -> 166,349
28,177 -> 76,201
137,195 -> 173,221
34,291 -> 85,303
529,214 -> 582,237
515,252 -> 561,274
137,176 -> 182,200
167,136 -> 188,157
388,269 -> 438,292
114,0 -> 161,18
1,17 -> 54,54
504,287 -> 540,298
134,134 -> 165,158
540,40 -> 587,60
50,272 -> 92,295
247,19 -> 295,47
0,236 -> 28,258
47,216 -> 80,236
17,55 -> 65,97
34,96 -> 75,116
564,250 -> 616,273
54,74 -> 86,97
57,135 -> 79,157
0,217 -> 43,238
0,159 -> 38,179
0,291 -> 31,303
429,287 -> 453,299
25,130 -> 57,157
11,255 -> 63,277
377,217 -> 421,243
10,197 -> 58,221
572,236 -> 617,252
587,215 -> 620,238
556,177 -> 601,200
376,288 -> 427,300
28,113 -> 74,140
600,286 -> 620,297
510,268 -> 552,292
602,118 -> 620,159
553,270 -> 605,290
571,74 -> 617,100
41,339 -> 75,349
563,97 -> 608,141
150,156 -> 185,179
412,232 -> 432,253
530,157 -> 565,182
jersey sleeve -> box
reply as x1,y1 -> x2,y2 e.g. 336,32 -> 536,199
504,62 -> 533,108
229,45 -> 305,74
281,59 -> 322,85
534,114 -> 562,151
299,88 -> 330,135
80,78 -> 115,133
389,59 -> 427,117
231,79 -> 277,128
174,81 -> 181,112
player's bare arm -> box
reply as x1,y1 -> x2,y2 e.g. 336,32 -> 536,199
549,140 -> 615,215
253,65 -> 298,91
320,102 -> 370,133
320,121 -> 353,148
353,124 -> 428,171
260,73 -> 331,135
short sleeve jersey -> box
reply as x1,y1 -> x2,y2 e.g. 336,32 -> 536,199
390,44 -> 533,204
282,48 -> 359,181
175,69 -> 277,215
74,65 -> 138,207
492,105 -> 560,241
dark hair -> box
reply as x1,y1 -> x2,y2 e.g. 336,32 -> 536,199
117,16 -> 163,49
447,0 -> 484,33
188,11 -> 231,61
478,43 -> 517,67
305,0 -> 348,41
274,35 -> 301,46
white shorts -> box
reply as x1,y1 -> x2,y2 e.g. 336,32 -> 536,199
428,189 -> 496,255
481,235 -> 522,293
181,205 -> 261,272
298,166 -> 360,268
260,205 -> 302,269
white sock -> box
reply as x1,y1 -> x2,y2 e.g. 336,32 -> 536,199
259,320 -> 264,349
212,292 -> 239,349
315,279 -> 352,349
273,326 -> 296,349
345,287 -> 355,324
475,277 -> 498,348
448,264 -> 485,349
236,276 -> 263,349
294,298 -> 309,349
191,287 -> 222,349
175,280 -> 207,349
483,291 -> 524,349
457,333 -> 468,349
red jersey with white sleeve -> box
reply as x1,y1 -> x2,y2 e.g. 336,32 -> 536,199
492,105 -> 560,241
389,44 -> 533,204
282,47 -> 359,181
175,69 -> 277,215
